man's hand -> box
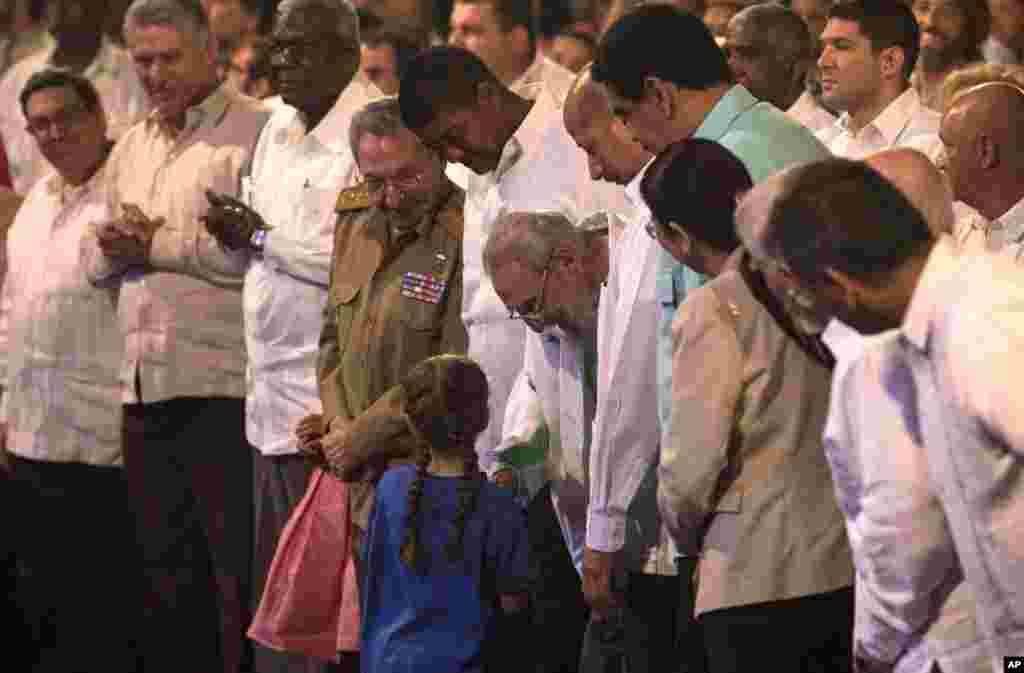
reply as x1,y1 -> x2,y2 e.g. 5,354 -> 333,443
96,203 -> 164,264
295,412 -> 324,452
295,412 -> 328,469
491,468 -> 516,489
201,190 -> 270,250
583,546 -> 623,621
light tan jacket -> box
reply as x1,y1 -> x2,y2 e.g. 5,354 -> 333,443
660,255 -> 853,616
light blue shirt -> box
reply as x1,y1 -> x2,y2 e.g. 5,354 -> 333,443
656,85 -> 831,437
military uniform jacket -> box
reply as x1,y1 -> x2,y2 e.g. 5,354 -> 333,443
318,180 -> 467,525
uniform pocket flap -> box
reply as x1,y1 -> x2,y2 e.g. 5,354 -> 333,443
332,282 -> 360,306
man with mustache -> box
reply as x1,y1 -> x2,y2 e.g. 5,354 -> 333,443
911,0 -> 990,109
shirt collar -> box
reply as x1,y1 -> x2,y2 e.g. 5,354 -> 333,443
995,195 -> 1024,239
510,52 -> 545,92
45,152 -> 109,206
693,84 -> 760,141
625,156 -> 654,211
148,83 -> 232,138
493,85 -> 559,179
836,87 -> 919,147
901,235 -> 960,351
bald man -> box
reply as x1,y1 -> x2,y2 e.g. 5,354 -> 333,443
867,147 -> 955,237
798,148 -> 957,367
723,3 -> 836,132
564,67 -> 652,188
940,81 -> 1024,254
564,65 -> 705,673
736,154 -> 989,673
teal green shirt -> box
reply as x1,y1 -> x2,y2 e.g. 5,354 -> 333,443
656,85 -> 831,433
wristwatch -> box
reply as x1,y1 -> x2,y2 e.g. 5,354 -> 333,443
250,228 -> 268,253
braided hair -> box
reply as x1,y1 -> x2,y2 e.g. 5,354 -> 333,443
398,355 -> 490,574
446,450 -> 481,563
399,446 -> 432,573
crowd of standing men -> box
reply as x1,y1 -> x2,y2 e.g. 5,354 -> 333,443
4,0 -> 1024,672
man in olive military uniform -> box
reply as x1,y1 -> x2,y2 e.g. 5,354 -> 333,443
298,97 -> 467,531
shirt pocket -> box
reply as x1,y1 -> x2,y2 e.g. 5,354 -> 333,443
331,282 -> 360,313
299,186 -> 339,237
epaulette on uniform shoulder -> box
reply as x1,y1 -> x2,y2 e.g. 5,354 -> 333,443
335,183 -> 371,212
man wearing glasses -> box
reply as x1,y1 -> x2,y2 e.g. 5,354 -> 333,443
2,68 -> 138,673
185,1 -> 380,670
307,95 -> 466,551
482,209 -> 609,673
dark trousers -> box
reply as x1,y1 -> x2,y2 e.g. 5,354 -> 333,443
580,571 -> 695,673
699,586 -> 854,673
251,448 -> 346,673
123,397 -> 252,673
8,455 -> 141,673
528,484 -> 590,673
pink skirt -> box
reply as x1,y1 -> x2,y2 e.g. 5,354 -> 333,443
248,468 -> 361,661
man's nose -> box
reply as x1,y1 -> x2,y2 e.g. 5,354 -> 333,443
817,48 -> 832,70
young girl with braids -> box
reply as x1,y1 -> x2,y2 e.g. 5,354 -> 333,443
359,354 -> 532,673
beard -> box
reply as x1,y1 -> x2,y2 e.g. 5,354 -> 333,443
919,34 -> 970,73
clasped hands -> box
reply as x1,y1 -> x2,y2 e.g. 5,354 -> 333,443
200,190 -> 271,250
294,412 -> 352,476
96,203 -> 165,265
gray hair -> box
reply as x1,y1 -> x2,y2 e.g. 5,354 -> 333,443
349,96 -> 437,164
483,211 -> 582,279
124,0 -> 210,48
276,0 -> 359,43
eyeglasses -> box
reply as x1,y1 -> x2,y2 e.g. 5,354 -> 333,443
268,37 -> 337,67
365,171 -> 427,201
508,257 -> 552,323
25,102 -> 90,139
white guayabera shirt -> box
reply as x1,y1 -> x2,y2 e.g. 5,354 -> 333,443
0,166 -> 123,465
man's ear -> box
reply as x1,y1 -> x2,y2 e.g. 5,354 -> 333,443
643,76 -> 676,121
824,266 -> 871,310
204,30 -> 220,68
977,133 -> 998,170
878,45 -> 905,81
507,25 -> 531,58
